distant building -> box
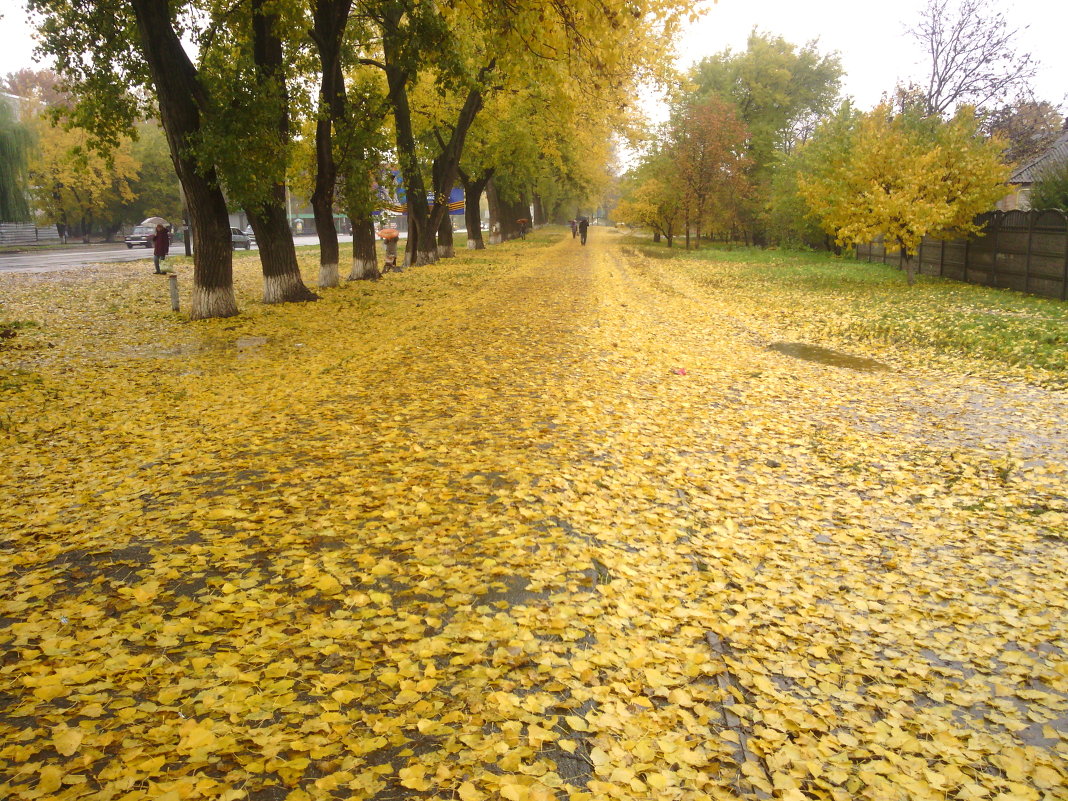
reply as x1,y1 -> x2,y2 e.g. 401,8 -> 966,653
0,91 -> 32,119
998,126 -> 1068,211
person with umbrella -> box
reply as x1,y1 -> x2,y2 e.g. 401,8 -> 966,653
578,217 -> 589,245
151,223 -> 170,273
378,226 -> 401,271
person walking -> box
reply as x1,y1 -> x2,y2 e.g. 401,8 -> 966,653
570,219 -> 577,238
151,224 -> 170,273
578,217 -> 589,245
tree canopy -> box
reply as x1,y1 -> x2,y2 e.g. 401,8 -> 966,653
909,0 -> 1038,117
685,31 -> 843,242
798,105 -> 1010,283
984,99 -> 1065,168
690,31 -> 843,166
0,99 -> 33,222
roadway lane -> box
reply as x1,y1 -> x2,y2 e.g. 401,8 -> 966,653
0,233 -> 401,274
0,244 -> 158,274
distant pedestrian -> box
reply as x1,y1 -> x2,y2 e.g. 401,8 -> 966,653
570,219 -> 577,238
151,224 -> 170,273
377,227 -> 400,271
578,217 -> 589,245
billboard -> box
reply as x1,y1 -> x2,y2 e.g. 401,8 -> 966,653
373,169 -> 464,215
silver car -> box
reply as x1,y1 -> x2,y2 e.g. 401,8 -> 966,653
125,225 -> 154,248
231,227 -> 252,250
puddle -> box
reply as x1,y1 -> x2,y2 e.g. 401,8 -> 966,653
768,342 -> 890,373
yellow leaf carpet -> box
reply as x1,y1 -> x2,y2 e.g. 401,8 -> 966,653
1,229 -> 1066,800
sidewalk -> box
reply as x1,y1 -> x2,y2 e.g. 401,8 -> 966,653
0,228 -> 1065,800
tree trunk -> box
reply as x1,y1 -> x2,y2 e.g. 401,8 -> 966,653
311,103 -> 340,286
437,213 -> 455,258
130,0 -> 237,319
497,192 -> 527,241
459,167 -> 492,250
901,243 -> 916,286
532,193 -> 546,227
250,0 -> 318,303
382,23 -> 436,268
310,0 -> 352,289
426,84 -> 486,255
247,188 -> 317,303
348,215 -> 379,280
318,248 -> 340,288
487,177 -> 502,244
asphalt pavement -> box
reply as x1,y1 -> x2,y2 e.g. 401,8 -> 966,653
0,233 -> 409,274
0,243 -> 161,274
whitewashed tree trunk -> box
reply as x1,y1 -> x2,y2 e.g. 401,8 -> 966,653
318,262 -> 339,288
190,284 -> 239,320
263,271 -> 315,304
348,255 -> 379,280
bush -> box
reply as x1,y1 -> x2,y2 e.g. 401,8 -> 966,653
1029,158 -> 1068,211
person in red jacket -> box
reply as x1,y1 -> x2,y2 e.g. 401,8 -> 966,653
151,224 -> 170,274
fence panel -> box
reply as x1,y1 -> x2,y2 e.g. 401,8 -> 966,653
0,222 -> 61,245
860,210 -> 1067,300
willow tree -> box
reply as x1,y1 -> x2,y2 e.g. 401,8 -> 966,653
798,105 -> 1010,285
0,100 -> 32,222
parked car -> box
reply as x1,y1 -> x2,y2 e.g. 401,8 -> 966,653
125,225 -> 155,248
231,227 -> 251,250
243,225 -> 256,246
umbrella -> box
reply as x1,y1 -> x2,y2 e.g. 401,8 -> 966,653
377,228 -> 400,240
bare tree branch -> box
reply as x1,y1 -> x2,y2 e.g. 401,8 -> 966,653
910,0 -> 1038,117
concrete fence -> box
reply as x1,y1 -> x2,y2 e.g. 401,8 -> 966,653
0,222 -> 62,246
856,210 -> 1068,300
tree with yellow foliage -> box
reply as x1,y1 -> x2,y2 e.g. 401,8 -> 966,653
798,105 -> 1009,285
27,111 -> 139,242
614,151 -> 686,247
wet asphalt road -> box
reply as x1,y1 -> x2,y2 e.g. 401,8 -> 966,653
0,235 -> 356,274
0,244 -> 162,274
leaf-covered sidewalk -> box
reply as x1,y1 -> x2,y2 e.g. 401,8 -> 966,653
1,230 -> 1066,801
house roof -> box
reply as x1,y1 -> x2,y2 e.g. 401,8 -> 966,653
1011,130 -> 1068,184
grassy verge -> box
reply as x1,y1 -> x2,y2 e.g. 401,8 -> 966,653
631,240 -> 1068,383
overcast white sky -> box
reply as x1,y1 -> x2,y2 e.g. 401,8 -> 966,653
1,0 -> 1065,112
676,0 -> 1067,111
